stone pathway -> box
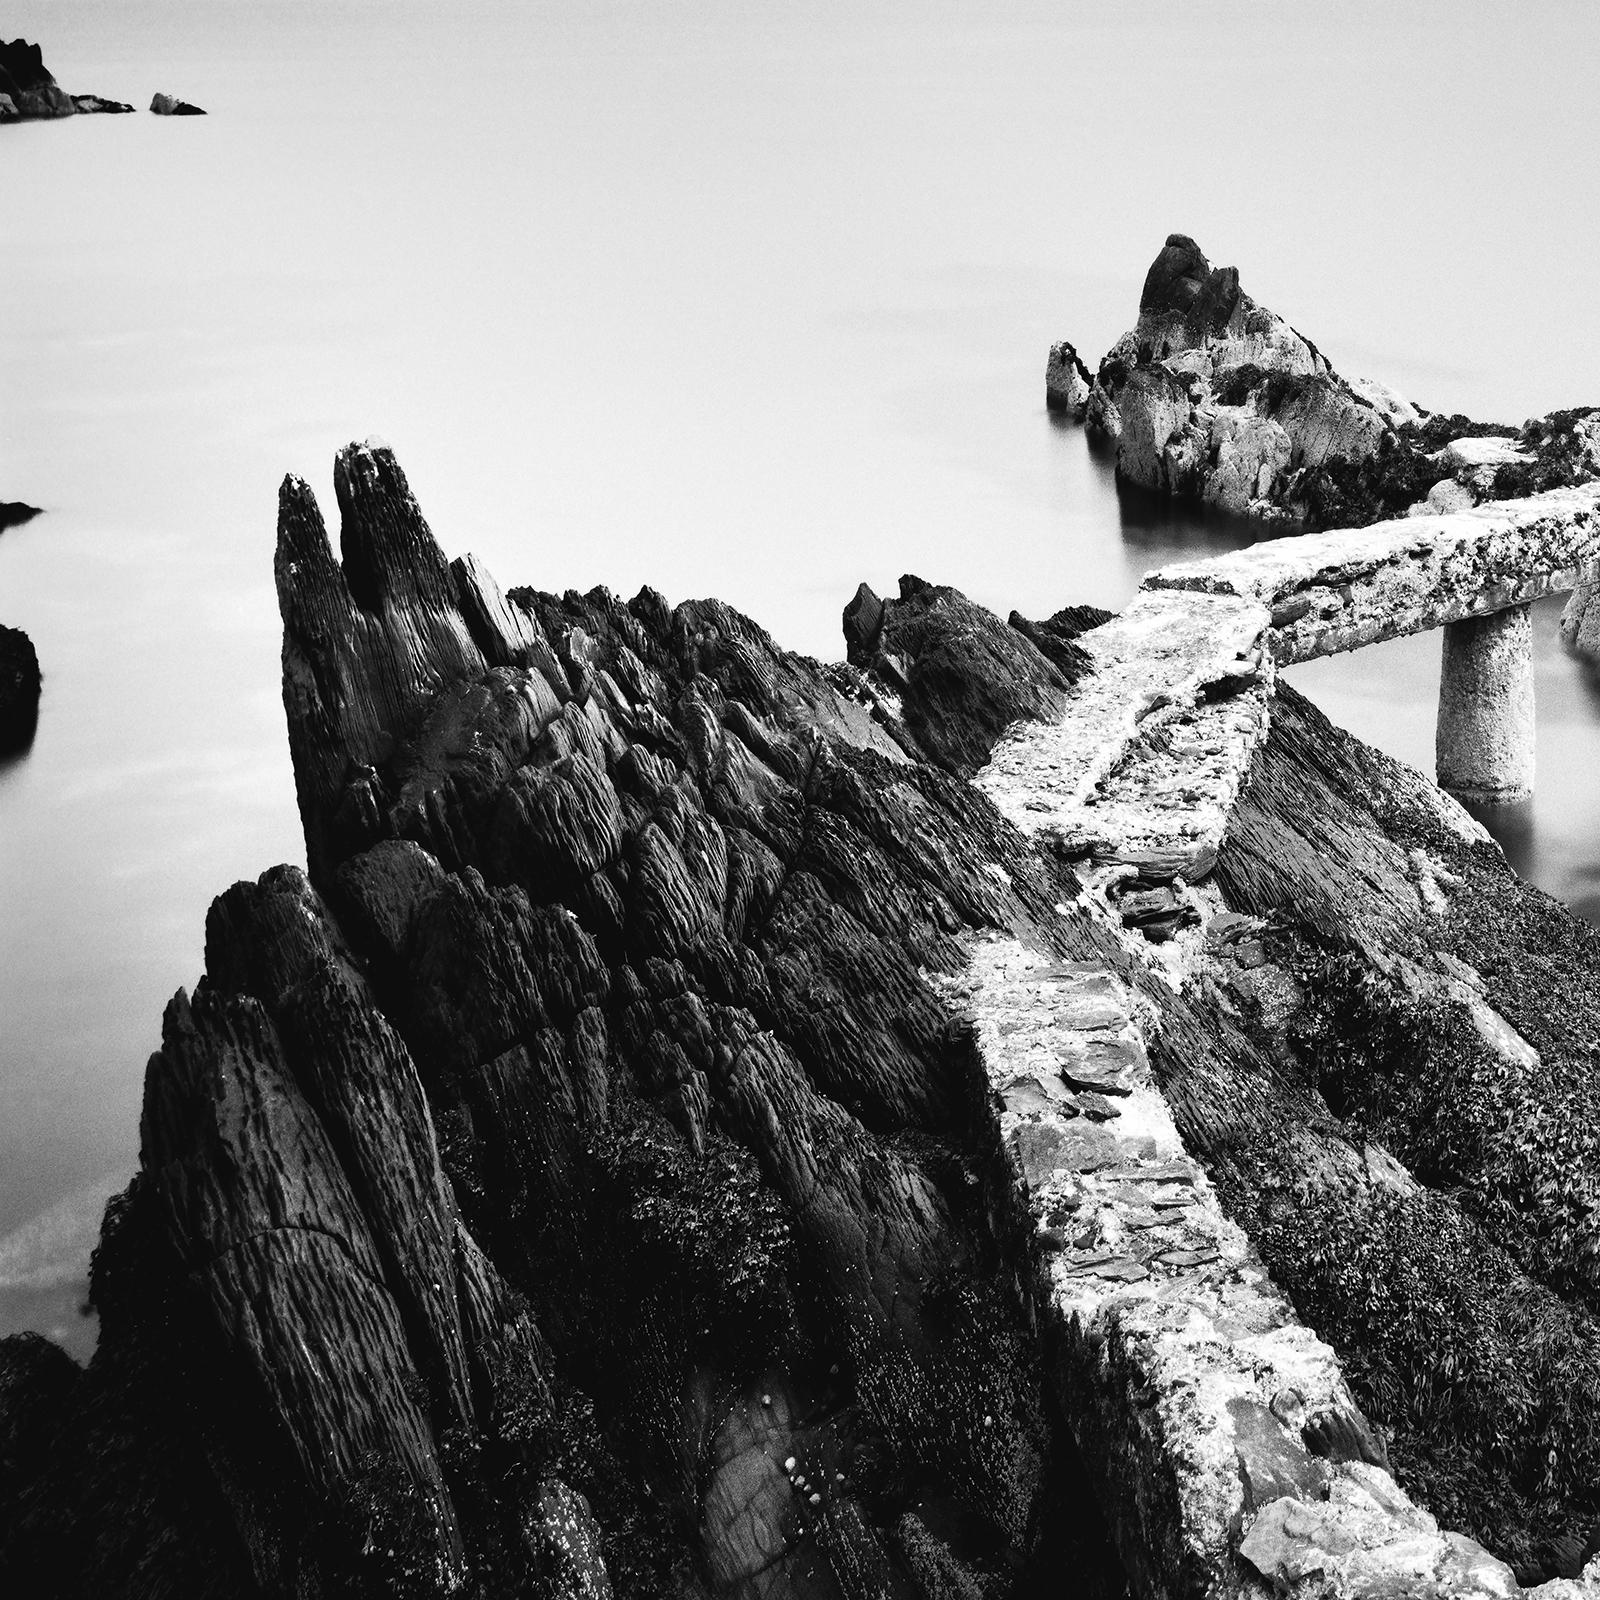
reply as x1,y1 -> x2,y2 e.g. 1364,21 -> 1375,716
954,486 -> 1600,1592
942,936 -> 1594,1598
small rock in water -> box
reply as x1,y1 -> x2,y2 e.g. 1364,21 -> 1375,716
0,500 -> 43,532
71,94 -> 133,114
0,623 -> 42,753
150,92 -> 206,115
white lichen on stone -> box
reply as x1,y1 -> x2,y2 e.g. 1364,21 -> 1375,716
942,935 -> 1583,1598
1146,483 -> 1600,665
976,589 -> 1272,867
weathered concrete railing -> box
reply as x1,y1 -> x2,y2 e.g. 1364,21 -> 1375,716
960,484 -> 1600,1598
1146,482 -> 1600,804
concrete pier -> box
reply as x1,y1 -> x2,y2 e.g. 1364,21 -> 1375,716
1436,604 -> 1536,803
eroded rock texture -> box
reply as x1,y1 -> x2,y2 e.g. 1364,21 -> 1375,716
7,440 -> 1600,1598
1072,235 -> 1600,529
882,571 -> 1600,1586
0,442 -> 1132,1600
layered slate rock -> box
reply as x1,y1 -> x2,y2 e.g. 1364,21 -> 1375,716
928,499 -> 1600,1582
8,441 -> 1600,1598
1064,236 -> 1600,529
0,441 -> 1131,1600
943,942 -> 1547,1600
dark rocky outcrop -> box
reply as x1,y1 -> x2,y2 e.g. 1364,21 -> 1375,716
0,38 -> 74,119
149,92 -> 205,116
0,500 -> 42,532
0,623 -> 41,752
1043,341 -> 1092,418
0,442 -> 1132,1599
0,39 -> 131,120
5,440 -> 1600,1595
840,574 -> 1103,774
1061,235 -> 1600,530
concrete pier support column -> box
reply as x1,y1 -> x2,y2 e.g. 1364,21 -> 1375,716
1436,605 -> 1535,803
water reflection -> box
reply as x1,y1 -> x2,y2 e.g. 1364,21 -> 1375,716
1115,469 -> 1270,563
1461,795 -> 1537,880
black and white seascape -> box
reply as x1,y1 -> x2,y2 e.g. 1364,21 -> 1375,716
7,5 -> 1600,1597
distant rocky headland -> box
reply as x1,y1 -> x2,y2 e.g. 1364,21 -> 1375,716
1051,234 -> 1600,672
0,38 -> 130,118
1051,234 -> 1600,528
5,433 -> 1600,1598
0,38 -> 203,121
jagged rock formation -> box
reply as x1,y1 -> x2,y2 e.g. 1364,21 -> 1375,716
6,442 -> 1600,1598
1064,235 -> 1600,529
1044,342 -> 1092,419
0,39 -> 131,119
0,623 -> 41,753
0,39 -> 74,118
0,442 -> 1129,1599
149,92 -> 205,116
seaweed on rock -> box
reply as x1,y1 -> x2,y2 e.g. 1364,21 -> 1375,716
9,439 -> 1600,1596
0,442 -> 1129,1600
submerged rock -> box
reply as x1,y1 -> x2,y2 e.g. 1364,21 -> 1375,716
0,623 -> 41,752
1059,235 -> 1600,529
149,92 -> 205,116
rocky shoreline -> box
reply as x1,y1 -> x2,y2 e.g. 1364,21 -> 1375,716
2,441 -> 1600,1597
0,38 -> 203,121
0,39 -> 130,119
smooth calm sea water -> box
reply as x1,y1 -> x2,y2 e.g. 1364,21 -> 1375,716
5,0 -> 1600,1358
